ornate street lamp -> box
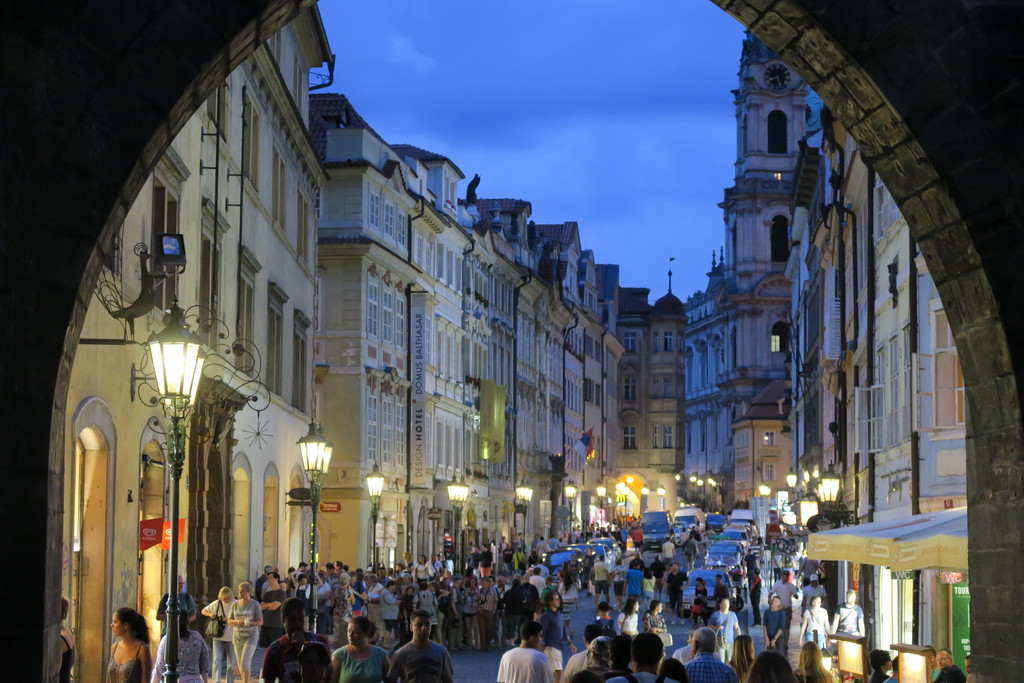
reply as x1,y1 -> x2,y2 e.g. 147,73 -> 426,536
564,481 -> 577,530
515,482 -> 533,536
817,465 -> 841,505
147,302 -> 205,683
758,484 -> 772,497
786,471 -> 798,489
298,421 -> 333,631
447,477 -> 469,571
365,462 -> 385,569
596,485 -> 607,498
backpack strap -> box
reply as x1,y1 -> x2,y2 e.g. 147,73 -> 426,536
624,675 -> 640,683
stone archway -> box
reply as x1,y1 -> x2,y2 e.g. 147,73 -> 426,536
2,1 -> 1023,679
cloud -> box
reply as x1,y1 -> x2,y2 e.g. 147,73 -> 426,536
387,35 -> 436,73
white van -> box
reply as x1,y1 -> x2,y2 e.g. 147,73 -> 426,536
674,506 -> 706,531
729,509 -> 756,526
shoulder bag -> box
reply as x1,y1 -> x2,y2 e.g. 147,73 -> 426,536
205,601 -> 226,639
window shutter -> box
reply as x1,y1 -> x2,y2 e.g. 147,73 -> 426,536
912,353 -> 935,432
823,274 -> 842,360
855,385 -> 885,453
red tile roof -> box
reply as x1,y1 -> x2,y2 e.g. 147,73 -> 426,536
309,93 -> 385,162
534,221 -> 579,245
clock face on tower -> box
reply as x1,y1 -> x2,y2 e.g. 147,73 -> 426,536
764,64 -> 791,91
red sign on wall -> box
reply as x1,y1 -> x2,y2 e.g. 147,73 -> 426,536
159,518 -> 186,549
140,517 -> 164,551
319,501 -> 341,513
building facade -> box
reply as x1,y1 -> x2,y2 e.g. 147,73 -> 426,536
788,105 -> 969,651
616,285 -> 687,515
62,11 -> 330,680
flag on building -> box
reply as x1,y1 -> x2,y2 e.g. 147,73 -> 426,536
574,428 -> 595,460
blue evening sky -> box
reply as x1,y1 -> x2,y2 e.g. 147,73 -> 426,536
317,1 -> 747,300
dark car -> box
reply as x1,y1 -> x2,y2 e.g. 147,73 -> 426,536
706,513 -> 727,533
539,548 -> 584,574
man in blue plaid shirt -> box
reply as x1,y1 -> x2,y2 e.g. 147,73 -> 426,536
684,627 -> 739,683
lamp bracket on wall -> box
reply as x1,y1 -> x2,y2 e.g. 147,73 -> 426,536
92,242 -> 185,342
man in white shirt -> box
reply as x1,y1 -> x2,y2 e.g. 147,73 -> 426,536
767,569 -> 802,639
528,567 -> 547,593
562,623 -> 602,683
498,620 -> 554,683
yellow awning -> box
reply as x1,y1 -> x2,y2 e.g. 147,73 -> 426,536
806,507 -> 967,571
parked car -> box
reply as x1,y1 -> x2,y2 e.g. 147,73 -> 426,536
706,513 -> 727,533
588,537 -> 620,563
680,568 -> 734,616
705,541 -> 744,569
539,547 -> 584,574
717,527 -> 752,547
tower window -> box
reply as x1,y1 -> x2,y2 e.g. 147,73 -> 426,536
770,215 -> 790,262
767,110 -> 788,153
771,322 -> 789,353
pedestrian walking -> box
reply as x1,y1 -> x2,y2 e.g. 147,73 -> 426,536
329,615 -> 390,683
201,586 -> 236,683
228,582 -> 263,683
384,610 -> 454,683
151,612 -> 209,683
497,620 -> 553,683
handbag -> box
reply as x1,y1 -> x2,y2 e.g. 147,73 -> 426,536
206,601 -> 226,638
658,632 -> 673,647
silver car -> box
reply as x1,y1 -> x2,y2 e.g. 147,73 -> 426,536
680,568 -> 733,615
705,541 -> 744,569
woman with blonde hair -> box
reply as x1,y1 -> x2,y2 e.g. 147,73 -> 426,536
201,586 -> 236,683
795,642 -> 832,683
227,582 -> 263,683
728,633 -> 756,682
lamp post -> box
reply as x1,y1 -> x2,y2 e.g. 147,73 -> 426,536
148,302 -> 205,683
515,482 -> 533,538
596,485 -> 607,526
657,486 -> 666,511
366,462 -> 385,569
298,421 -> 333,632
447,477 -> 469,572
564,481 -> 577,535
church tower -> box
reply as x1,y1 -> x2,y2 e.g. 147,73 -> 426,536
683,32 -> 804,510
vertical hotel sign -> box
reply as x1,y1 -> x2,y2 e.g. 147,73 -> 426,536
411,292 -> 428,487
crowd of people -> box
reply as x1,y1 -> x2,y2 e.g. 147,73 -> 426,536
60,522 -> 972,682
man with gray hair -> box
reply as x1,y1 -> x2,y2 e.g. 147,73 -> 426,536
684,626 -> 738,683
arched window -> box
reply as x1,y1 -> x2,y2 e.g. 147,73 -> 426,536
767,110 -> 787,153
771,215 -> 790,262
771,322 -> 789,353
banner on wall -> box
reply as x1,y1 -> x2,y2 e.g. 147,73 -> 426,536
479,379 -> 506,463
139,517 -> 164,551
410,292 -> 429,486
159,518 -> 186,550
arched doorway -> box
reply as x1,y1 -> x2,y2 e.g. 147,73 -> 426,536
263,466 -> 279,572
70,425 -> 112,683
230,456 -> 251,586
287,470 -> 304,569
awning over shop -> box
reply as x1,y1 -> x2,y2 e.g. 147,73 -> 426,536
806,507 -> 967,571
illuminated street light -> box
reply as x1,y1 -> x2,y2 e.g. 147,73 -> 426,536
299,420 -> 334,629
447,477 -> 470,570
